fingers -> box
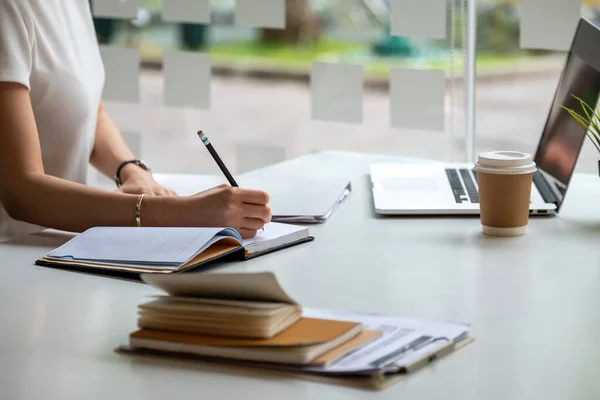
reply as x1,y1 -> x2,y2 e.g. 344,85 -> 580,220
186,185 -> 270,231
242,204 -> 272,223
238,228 -> 259,239
241,217 -> 267,231
236,188 -> 270,205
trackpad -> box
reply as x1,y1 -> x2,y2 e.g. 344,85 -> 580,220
383,178 -> 439,192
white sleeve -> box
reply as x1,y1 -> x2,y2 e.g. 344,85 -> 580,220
0,0 -> 34,90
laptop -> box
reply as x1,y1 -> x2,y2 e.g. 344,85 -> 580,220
371,18 -> 600,216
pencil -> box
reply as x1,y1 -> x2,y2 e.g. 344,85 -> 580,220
197,131 -> 238,187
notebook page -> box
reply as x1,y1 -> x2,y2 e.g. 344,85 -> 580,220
243,223 -> 309,254
46,227 -> 241,265
142,272 -> 298,304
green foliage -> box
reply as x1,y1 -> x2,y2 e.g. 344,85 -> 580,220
476,4 -> 520,54
208,40 -> 364,61
562,95 -> 600,153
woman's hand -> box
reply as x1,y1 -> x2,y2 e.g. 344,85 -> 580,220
145,184 -> 272,238
116,165 -> 177,196
185,185 -> 271,238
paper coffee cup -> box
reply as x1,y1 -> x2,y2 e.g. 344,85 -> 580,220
474,151 -> 537,237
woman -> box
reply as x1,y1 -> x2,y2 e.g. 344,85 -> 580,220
0,0 -> 271,240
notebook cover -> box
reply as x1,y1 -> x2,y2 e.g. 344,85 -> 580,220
115,335 -> 474,391
34,245 -> 243,280
244,236 -> 314,260
131,318 -> 360,348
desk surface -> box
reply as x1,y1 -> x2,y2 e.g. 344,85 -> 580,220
2,151 -> 600,400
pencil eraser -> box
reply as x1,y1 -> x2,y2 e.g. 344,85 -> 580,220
163,51 -> 211,109
235,0 -> 286,29
390,68 -> 445,131
236,144 -> 286,173
99,45 -> 140,103
92,0 -> 138,19
520,0 -> 580,51
311,62 -> 363,124
162,0 -> 210,24
391,0 -> 447,40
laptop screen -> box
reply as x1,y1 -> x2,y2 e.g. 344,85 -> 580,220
534,19 -> 600,209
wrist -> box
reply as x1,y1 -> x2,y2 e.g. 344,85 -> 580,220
119,162 -> 151,184
114,159 -> 150,187
141,195 -> 185,227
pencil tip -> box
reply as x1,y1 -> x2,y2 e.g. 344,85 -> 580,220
197,130 -> 204,137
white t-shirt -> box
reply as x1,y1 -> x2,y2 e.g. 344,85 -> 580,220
0,0 -> 105,240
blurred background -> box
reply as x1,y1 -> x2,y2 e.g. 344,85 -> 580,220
89,0 -> 600,183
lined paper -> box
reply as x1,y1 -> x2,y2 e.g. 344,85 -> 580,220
243,223 -> 308,254
47,228 -> 239,265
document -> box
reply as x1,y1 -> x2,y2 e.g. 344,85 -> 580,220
296,308 -> 469,375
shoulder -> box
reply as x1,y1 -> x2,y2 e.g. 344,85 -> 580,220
0,0 -> 33,18
0,0 -> 34,34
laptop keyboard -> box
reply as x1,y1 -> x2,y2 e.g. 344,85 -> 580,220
445,169 -> 467,203
445,168 -> 479,204
460,169 -> 479,203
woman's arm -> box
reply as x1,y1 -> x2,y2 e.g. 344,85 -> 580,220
0,83 -> 271,237
90,100 -> 175,196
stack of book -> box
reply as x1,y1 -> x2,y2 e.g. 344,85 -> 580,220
118,273 -> 473,390
125,273 -> 379,367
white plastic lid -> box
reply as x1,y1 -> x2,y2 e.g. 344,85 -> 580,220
474,151 -> 537,175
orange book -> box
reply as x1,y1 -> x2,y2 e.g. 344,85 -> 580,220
130,320 -> 373,366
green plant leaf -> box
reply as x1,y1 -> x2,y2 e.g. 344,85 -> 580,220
562,104 -> 600,152
563,107 -> 591,129
571,95 -> 594,122
571,94 -> 597,118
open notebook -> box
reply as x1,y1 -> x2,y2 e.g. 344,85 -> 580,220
35,223 -> 313,276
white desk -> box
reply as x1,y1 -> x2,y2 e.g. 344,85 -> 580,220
1,151 -> 600,399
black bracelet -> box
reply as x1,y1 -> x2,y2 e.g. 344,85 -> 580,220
114,159 -> 150,187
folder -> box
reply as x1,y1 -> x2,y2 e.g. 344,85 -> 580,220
154,175 -> 352,224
